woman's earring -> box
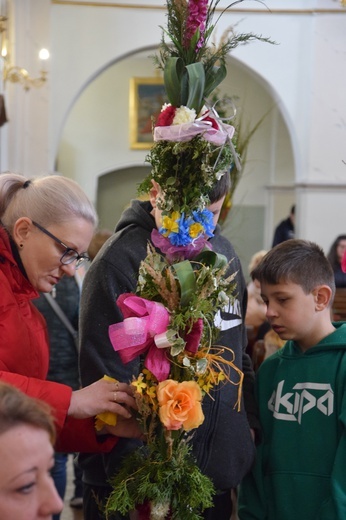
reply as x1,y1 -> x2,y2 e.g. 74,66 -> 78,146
19,243 -> 23,248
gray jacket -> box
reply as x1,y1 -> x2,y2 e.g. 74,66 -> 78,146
79,200 -> 258,491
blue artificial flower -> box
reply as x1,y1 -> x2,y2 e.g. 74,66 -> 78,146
192,209 -> 214,237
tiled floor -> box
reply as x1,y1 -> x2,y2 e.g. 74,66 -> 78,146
61,456 -> 84,520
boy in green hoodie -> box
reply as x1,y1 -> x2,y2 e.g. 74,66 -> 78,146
238,239 -> 346,520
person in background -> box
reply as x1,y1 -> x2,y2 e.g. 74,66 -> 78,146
0,173 -> 141,461
246,250 -> 285,369
272,204 -> 295,247
327,234 -> 346,288
34,275 -> 84,515
87,228 -> 112,262
238,239 -> 346,520
245,250 -> 270,359
246,251 -> 269,326
0,381 -> 63,520
79,173 -> 259,520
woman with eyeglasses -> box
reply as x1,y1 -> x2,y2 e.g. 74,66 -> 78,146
0,172 -> 140,458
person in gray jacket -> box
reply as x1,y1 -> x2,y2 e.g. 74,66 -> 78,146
78,172 -> 259,520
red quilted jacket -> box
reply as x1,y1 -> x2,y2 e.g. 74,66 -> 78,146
0,227 -> 116,453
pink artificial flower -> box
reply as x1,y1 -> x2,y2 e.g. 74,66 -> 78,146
156,105 -> 176,127
184,0 -> 209,50
184,318 -> 204,353
200,114 -> 219,130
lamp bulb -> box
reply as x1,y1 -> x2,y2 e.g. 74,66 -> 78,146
39,48 -> 49,61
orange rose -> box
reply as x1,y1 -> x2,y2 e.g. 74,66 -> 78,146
157,379 -> 204,431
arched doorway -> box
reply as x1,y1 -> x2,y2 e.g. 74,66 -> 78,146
56,48 -> 296,271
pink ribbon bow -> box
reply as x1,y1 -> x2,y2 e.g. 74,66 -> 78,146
109,294 -> 204,381
109,294 -> 171,381
154,120 -> 235,146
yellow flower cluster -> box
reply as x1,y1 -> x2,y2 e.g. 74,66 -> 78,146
132,370 -> 158,410
197,368 -> 225,394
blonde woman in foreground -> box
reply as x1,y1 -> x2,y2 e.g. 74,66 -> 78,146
0,173 -> 140,455
0,382 -> 63,519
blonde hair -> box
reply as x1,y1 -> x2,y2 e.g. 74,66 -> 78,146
88,228 -> 112,261
0,382 -> 56,444
248,250 -> 268,275
0,173 -> 98,233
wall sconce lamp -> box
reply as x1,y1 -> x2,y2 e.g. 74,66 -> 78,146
0,11 -> 49,92
3,48 -> 49,91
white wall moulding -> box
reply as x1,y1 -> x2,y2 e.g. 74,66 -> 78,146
267,184 -> 346,191
295,183 -> 346,190
50,0 -> 346,14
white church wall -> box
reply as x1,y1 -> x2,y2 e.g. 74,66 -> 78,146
1,0 -> 345,255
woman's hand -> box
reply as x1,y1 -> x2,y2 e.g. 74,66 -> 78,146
102,416 -> 145,440
68,380 -> 136,419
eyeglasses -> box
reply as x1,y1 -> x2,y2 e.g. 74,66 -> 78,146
32,221 -> 90,269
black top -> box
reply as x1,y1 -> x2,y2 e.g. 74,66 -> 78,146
272,217 -> 294,247
33,276 -> 80,390
334,265 -> 346,288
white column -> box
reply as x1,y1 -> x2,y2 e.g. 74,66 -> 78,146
2,0 -> 51,176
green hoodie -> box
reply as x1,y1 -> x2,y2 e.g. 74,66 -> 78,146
239,323 -> 346,520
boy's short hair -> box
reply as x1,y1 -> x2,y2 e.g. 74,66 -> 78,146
252,239 -> 336,300
208,170 -> 231,203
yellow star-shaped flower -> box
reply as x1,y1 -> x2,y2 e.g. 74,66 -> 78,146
132,375 -> 147,394
146,385 -> 157,405
216,371 -> 226,384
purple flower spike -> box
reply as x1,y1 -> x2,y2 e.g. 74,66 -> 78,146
184,0 -> 209,50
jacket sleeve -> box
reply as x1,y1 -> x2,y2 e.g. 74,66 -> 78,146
79,255 -> 141,388
0,371 -> 118,454
238,362 -> 268,520
55,416 -> 118,454
210,228 -> 260,433
322,373 -> 346,517
243,350 -> 260,433
238,443 -> 268,520
327,429 -> 346,517
0,370 -> 72,429
238,263 -> 260,433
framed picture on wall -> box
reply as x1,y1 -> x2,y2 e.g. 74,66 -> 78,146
129,77 -> 166,150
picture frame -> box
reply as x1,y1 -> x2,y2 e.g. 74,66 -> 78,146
129,77 -> 166,150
